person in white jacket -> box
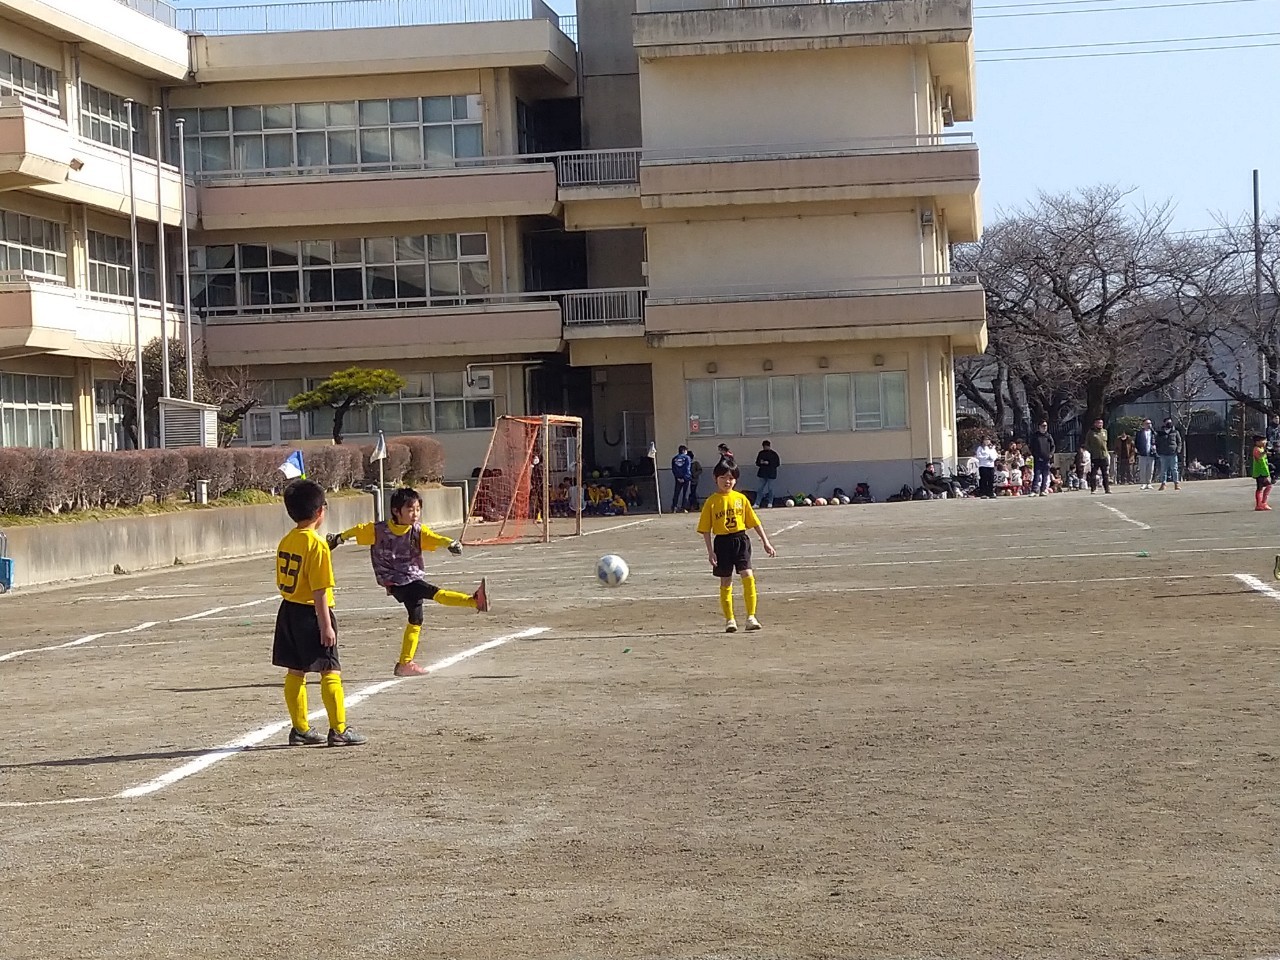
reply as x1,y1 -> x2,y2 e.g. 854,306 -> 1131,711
974,438 -> 999,499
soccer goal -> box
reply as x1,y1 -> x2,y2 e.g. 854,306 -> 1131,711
462,414 -> 584,545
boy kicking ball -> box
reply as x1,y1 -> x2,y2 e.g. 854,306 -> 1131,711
329,486 -> 489,677
697,460 -> 776,633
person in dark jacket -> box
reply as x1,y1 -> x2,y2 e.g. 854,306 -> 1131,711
921,462 -> 962,499
1083,419 -> 1112,494
1028,420 -> 1056,496
1155,418 -> 1181,490
753,440 -> 780,508
670,445 -> 692,512
1134,417 -> 1158,489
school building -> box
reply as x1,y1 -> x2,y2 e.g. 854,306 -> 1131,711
0,0 -> 984,496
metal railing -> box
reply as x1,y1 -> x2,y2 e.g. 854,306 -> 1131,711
562,288 -> 646,325
554,149 -> 642,187
194,152 -> 558,183
650,271 -> 981,301
643,131 -> 975,162
113,0 -> 180,28
174,0 -> 562,35
201,285 -> 649,325
638,0 -> 843,11
0,269 -> 68,287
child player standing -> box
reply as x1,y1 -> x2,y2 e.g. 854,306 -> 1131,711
697,460 -> 776,633
330,487 -> 489,677
273,479 -> 366,747
1252,435 -> 1272,511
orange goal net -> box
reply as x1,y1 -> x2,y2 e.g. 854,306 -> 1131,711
461,415 -> 584,545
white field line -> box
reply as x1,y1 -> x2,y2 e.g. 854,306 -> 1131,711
1233,573 -> 1280,601
1098,502 -> 1152,530
580,518 -> 655,537
772,520 -> 804,535
0,627 -> 548,809
0,597 -> 275,663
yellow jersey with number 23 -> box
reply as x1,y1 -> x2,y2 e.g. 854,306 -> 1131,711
275,527 -> 335,607
697,490 -> 760,537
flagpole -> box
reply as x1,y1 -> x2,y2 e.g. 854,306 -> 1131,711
125,99 -> 146,449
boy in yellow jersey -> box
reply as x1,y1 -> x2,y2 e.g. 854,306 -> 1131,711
697,459 -> 776,633
273,479 -> 366,747
329,486 -> 489,677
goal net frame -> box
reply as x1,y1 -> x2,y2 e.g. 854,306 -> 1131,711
461,414 -> 584,545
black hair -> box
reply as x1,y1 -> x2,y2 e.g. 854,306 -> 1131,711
390,487 -> 422,516
678,444 -> 688,453
284,479 -> 326,523
1252,435 -> 1267,445
762,440 -> 771,448
712,459 -> 740,479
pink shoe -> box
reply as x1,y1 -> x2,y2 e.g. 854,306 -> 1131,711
393,661 -> 429,677
473,577 -> 490,613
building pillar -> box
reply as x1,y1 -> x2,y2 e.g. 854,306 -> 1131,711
67,203 -> 89,291
481,68 -> 517,157
72,357 -> 95,451
59,42 -> 80,133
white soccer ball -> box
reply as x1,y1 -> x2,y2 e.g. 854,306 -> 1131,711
802,497 -> 813,506
828,497 -> 841,506
839,495 -> 851,504
596,554 -> 629,587
784,498 -> 795,507
815,497 -> 827,506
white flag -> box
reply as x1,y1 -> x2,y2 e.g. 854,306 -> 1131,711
278,450 -> 305,480
371,431 -> 388,463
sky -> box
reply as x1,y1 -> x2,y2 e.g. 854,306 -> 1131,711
541,0 -> 1280,232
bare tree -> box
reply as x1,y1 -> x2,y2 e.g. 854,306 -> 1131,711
958,185 -> 1205,425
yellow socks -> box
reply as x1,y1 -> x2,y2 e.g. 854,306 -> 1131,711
743,575 -> 758,618
719,583 -> 734,620
434,589 -> 475,609
283,673 -> 308,731
399,623 -> 422,664
320,673 -> 346,734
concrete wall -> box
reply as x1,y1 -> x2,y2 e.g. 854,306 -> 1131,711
647,209 -> 920,294
639,47 -> 917,152
2,486 -> 462,590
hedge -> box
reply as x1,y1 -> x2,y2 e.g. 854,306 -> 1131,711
359,441 -> 410,486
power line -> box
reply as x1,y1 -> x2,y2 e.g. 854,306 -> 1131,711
978,0 -> 1272,18
978,39 -> 1280,60
982,30 -> 1280,52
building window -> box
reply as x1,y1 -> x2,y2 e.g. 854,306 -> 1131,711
190,233 -> 490,315
79,83 -> 150,156
0,210 -> 67,281
0,49 -> 59,110
172,95 -> 483,175
87,230 -> 157,301
0,373 -> 74,449
686,372 -> 907,436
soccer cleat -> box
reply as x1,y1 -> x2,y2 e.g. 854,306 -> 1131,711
327,727 -> 367,747
725,619 -> 738,633
745,615 -> 763,632
393,661 -> 430,677
473,577 -> 490,613
288,726 -> 325,746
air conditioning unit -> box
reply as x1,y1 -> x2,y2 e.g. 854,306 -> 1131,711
465,369 -> 494,397
941,92 -> 955,128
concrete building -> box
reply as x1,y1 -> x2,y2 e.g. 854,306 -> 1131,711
0,0 -> 984,497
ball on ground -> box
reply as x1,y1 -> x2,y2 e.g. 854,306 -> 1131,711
815,497 -> 827,506
596,554 -> 629,587
784,498 -> 796,507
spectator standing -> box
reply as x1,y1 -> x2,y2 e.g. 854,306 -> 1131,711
1155,417 -> 1181,490
1028,420 -> 1056,496
688,452 -> 703,511
1084,419 -> 1112,493
753,440 -> 780,509
975,437 -> 998,499
1134,417 -> 1158,489
1267,414 -> 1280,474
670,444 -> 693,512
716,442 -> 735,470
1115,433 -> 1136,485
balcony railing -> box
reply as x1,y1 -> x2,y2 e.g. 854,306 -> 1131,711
554,149 -> 643,187
643,132 -> 974,162
649,272 -> 981,301
0,269 -> 69,287
562,288 -> 646,326
193,152 -> 558,182
637,0 -> 845,11
200,286 -> 650,326
113,0 -> 180,28
173,0 -> 565,35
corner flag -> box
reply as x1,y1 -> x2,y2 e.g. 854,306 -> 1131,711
279,450 -> 306,480
371,431 -> 388,462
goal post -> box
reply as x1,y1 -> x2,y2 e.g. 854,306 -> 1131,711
462,414 -> 584,545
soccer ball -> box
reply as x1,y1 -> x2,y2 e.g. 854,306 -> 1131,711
802,497 -> 813,506
839,495 -> 851,505
596,554 -> 629,587
815,497 -> 827,506
784,498 -> 795,507
828,497 -> 841,506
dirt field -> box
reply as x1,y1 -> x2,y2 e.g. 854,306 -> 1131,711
2,480 -> 1278,959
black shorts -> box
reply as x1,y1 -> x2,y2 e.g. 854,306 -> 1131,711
1258,476 -> 1273,490
388,580 -> 440,625
712,532 -> 753,578
272,599 -> 341,673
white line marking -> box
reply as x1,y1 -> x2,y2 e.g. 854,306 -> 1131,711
0,597 -> 275,663
1098,503 -> 1152,530
772,520 -> 804,535
115,627 -> 547,800
580,518 -> 656,537
1233,573 -> 1280,601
